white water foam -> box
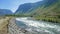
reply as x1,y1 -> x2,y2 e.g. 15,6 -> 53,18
16,17 -> 60,34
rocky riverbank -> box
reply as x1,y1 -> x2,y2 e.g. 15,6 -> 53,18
0,17 -> 10,34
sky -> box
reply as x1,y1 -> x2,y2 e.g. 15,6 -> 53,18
0,0 -> 43,12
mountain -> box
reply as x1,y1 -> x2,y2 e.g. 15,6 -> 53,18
15,0 -> 57,15
30,0 -> 59,17
15,3 -> 33,14
29,0 -> 60,23
29,0 -> 58,15
15,1 -> 45,15
0,9 -> 13,16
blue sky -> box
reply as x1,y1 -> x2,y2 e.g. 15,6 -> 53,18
0,0 -> 43,12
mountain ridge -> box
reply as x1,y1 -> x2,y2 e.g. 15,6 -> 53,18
0,9 -> 13,16
15,0 -> 57,15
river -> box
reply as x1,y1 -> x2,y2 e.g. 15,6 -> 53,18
15,17 -> 60,34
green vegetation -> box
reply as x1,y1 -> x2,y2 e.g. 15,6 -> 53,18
5,14 -> 30,17
28,0 -> 60,23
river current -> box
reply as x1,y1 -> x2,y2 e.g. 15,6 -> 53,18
15,17 -> 60,34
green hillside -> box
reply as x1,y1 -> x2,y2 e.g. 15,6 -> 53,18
30,0 -> 60,23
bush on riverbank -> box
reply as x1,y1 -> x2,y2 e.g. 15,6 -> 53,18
34,16 -> 60,23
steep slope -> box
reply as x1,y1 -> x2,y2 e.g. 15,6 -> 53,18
15,0 -> 57,15
29,0 -> 58,15
15,1 -> 45,15
30,0 -> 60,23
15,3 -> 34,15
0,9 -> 13,16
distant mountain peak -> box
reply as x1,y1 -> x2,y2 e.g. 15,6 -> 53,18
0,9 -> 13,16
